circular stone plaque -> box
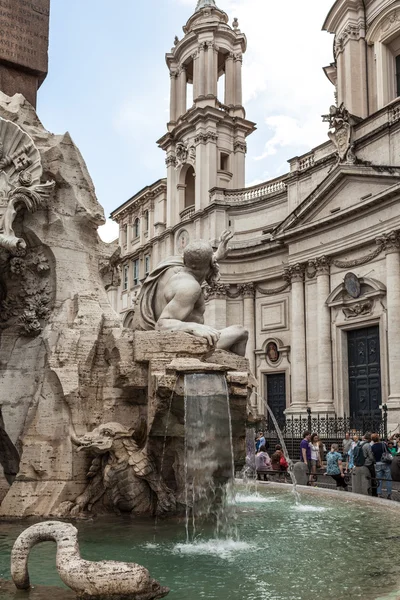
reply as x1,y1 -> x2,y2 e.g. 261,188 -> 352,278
344,272 -> 361,299
176,229 -> 190,254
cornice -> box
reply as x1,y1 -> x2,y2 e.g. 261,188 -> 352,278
158,108 -> 256,150
110,179 -> 167,221
323,0 -> 365,33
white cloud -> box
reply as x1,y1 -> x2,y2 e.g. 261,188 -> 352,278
255,114 -> 328,160
98,219 -> 119,243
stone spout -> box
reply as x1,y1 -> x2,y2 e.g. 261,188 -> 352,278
11,521 -> 169,599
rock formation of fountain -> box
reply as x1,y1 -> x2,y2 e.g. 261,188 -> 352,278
0,93 -> 252,519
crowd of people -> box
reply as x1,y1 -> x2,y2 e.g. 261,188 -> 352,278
300,430 -> 400,497
254,432 -> 288,481
254,429 -> 400,499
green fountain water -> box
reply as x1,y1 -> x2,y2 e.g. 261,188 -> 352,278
1,486 -> 400,599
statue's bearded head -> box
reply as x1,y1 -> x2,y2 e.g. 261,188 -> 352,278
183,241 -> 220,285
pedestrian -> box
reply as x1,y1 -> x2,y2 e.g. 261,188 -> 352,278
391,446 -> 400,482
371,433 -> 393,499
347,434 -> 359,471
318,438 -> 327,465
342,432 -> 352,470
255,445 -> 271,481
310,433 -> 321,485
300,431 -> 311,473
353,432 -> 377,497
255,431 -> 265,453
387,441 -> 397,457
325,443 -> 348,490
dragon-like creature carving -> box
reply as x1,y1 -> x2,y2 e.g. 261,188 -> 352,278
59,422 -> 176,517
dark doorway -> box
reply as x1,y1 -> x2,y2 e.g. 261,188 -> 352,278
266,373 -> 286,428
348,326 -> 381,422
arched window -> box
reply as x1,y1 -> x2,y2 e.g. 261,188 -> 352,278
184,165 -> 195,209
144,210 -> 149,232
134,217 -> 140,238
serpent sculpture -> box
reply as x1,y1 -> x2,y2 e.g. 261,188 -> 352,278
58,422 -> 176,518
11,521 -> 169,599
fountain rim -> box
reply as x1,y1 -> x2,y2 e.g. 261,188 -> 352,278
237,479 -> 400,513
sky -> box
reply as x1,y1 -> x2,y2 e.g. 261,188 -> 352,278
37,0 -> 335,242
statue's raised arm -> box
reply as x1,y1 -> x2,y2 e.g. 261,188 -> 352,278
213,230 -> 234,263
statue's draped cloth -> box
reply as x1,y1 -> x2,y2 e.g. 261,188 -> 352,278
132,257 -> 184,330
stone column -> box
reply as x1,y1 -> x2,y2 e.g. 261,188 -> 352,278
165,155 -> 177,228
241,284 -> 256,377
233,140 -> 246,188
205,284 -> 228,330
193,50 -> 200,100
206,42 -> 216,97
234,53 -> 243,106
287,264 -> 307,412
169,70 -> 177,123
380,232 -> 400,420
177,66 -> 187,117
314,257 -> 335,413
225,53 -> 234,105
198,44 -> 206,98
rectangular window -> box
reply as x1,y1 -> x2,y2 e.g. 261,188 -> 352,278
220,152 -> 229,171
145,255 -> 150,276
396,55 -> 400,98
133,259 -> 140,286
123,265 -> 129,291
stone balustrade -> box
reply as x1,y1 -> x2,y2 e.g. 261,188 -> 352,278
210,179 -> 287,205
179,205 -> 195,220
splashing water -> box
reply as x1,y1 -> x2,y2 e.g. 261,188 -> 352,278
293,505 -> 329,513
173,539 -> 254,560
255,391 -> 301,504
234,492 -> 278,504
184,373 -> 238,542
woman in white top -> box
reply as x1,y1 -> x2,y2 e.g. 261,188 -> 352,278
309,433 -> 321,485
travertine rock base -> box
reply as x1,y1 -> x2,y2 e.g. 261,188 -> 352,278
0,93 -> 251,518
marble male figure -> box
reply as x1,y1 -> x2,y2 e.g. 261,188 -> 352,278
133,231 -> 248,356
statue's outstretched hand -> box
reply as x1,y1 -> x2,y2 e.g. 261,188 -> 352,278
214,230 -> 233,262
190,324 -> 221,346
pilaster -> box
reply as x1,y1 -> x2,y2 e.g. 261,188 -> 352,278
314,257 -> 335,413
378,232 -> 400,412
285,264 -> 307,412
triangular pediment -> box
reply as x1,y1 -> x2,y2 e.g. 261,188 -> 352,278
272,164 -> 400,240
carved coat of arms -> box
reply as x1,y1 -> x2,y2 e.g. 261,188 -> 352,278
0,117 -> 54,254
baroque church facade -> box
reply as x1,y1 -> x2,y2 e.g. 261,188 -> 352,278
110,0 -> 400,432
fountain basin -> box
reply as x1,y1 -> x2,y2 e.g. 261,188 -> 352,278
0,485 -> 399,600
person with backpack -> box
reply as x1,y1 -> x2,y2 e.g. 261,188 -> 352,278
353,432 -> 377,497
371,433 -> 393,499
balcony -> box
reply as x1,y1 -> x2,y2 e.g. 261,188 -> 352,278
209,178 -> 287,205
180,205 -> 195,221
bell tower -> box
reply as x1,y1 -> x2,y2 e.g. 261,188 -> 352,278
158,0 -> 256,228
